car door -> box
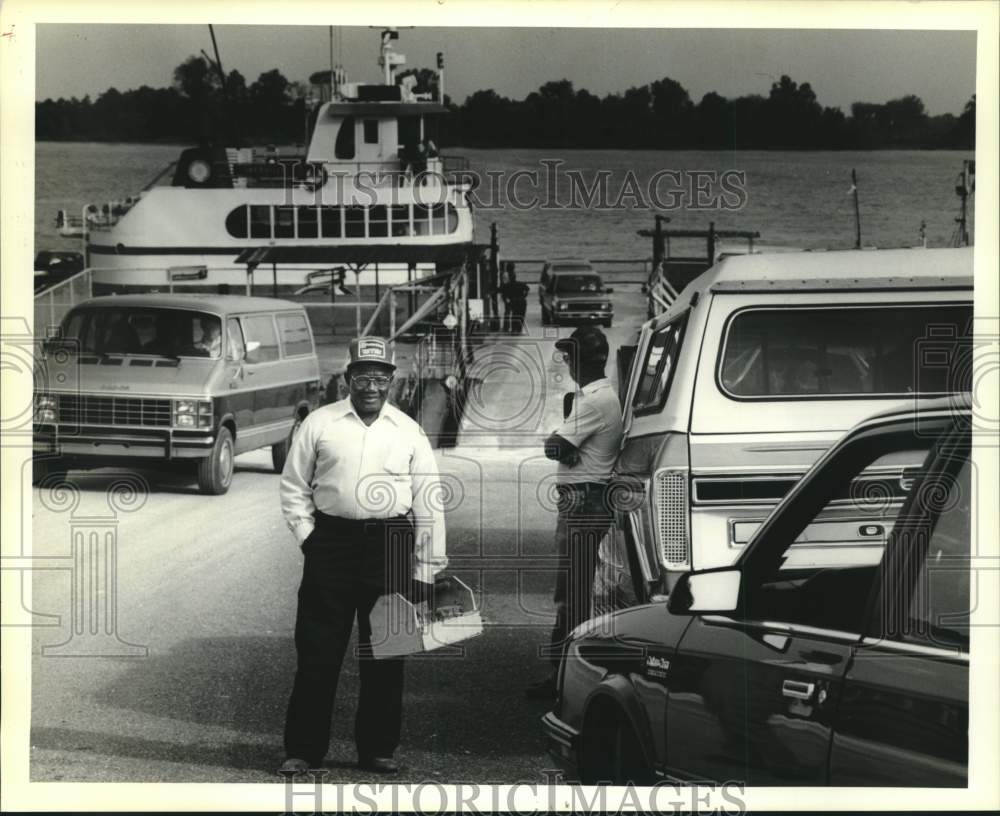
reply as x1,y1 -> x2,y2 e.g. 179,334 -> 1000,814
665,422 -> 939,785
829,437 -> 970,786
222,316 -> 254,446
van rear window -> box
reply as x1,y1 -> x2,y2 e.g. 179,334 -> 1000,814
719,305 -> 972,398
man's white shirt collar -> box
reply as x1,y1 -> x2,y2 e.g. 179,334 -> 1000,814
328,397 -> 400,426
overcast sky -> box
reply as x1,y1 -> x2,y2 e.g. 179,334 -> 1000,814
36,25 -> 976,116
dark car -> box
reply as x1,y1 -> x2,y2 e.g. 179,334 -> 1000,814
539,259 -> 614,327
543,396 -> 972,786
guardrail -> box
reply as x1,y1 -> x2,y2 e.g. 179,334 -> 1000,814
34,268 -> 93,339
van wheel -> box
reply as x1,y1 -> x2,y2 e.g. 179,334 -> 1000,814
271,415 -> 302,473
197,426 -> 234,495
32,458 -> 67,487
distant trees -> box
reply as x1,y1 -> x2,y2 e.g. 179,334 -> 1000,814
36,58 -> 975,151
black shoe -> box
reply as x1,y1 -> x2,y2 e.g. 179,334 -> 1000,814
278,757 -> 317,775
358,755 -> 399,774
524,674 -> 558,700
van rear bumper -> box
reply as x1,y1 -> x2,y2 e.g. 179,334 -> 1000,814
34,424 -> 214,460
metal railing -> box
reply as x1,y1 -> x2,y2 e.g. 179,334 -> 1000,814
34,268 -> 93,339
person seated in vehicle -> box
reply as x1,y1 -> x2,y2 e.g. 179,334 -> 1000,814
193,320 -> 222,357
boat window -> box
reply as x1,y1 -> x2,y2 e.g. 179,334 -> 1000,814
447,204 -> 460,233
297,206 -> 318,239
369,205 -> 389,238
277,313 -> 314,357
335,117 -> 356,160
345,206 -> 365,238
633,314 -> 688,414
430,204 -> 448,236
242,314 -> 280,363
250,205 -> 271,239
320,206 -> 341,238
719,305 -> 973,399
398,116 -> 421,155
413,204 -> 431,236
363,119 -> 379,145
275,206 -> 295,239
391,205 -> 411,237
225,205 -> 249,239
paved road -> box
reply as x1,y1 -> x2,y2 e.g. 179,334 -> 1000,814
27,285 -> 649,783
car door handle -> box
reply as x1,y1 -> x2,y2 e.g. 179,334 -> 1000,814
782,679 -> 816,700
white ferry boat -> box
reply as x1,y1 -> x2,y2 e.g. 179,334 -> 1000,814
64,30 -> 476,294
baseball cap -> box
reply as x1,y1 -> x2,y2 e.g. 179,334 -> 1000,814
555,325 -> 609,363
347,336 -> 396,370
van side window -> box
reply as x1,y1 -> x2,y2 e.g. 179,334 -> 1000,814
633,315 -> 687,414
242,315 -> 280,363
277,313 -> 313,357
227,318 -> 246,361
719,305 -> 972,398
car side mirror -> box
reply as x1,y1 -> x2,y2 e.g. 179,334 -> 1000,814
668,569 -> 741,615
243,339 -> 261,364
604,287 -> 614,294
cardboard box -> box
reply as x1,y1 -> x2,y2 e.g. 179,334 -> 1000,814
369,576 -> 483,659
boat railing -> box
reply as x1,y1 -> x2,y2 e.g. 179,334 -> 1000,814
34,268 -> 93,340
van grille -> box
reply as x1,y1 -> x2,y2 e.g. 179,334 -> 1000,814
58,394 -> 172,427
655,468 -> 690,569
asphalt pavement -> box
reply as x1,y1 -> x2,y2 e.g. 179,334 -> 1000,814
26,284 -> 648,783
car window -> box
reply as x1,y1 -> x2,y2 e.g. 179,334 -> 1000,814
242,314 -> 280,363
61,307 -> 221,358
719,305 -> 972,398
555,275 -> 603,293
899,456 -> 972,652
633,315 -> 687,414
744,434 -> 935,634
227,318 -> 245,361
277,313 -> 313,357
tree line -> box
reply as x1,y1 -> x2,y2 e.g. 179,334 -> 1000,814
36,55 -> 975,150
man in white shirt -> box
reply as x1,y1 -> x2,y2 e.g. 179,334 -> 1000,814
526,325 -> 623,699
278,336 -> 447,775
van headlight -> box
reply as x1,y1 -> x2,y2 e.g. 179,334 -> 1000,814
174,399 -> 212,428
34,394 -> 58,423
558,302 -> 569,310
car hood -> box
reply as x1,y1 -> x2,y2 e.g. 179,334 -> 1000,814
40,354 -> 221,397
573,600 -> 693,650
554,292 -> 610,300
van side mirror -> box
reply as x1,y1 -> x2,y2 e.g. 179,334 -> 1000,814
243,339 -> 262,364
668,569 -> 741,615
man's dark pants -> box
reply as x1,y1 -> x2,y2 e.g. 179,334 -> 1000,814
284,512 -> 414,765
545,482 -> 614,669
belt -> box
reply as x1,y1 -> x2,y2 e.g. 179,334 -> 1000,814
313,511 -> 411,530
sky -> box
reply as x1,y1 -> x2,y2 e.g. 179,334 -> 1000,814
35,25 -> 977,116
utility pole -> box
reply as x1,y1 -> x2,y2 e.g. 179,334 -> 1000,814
851,169 -> 861,249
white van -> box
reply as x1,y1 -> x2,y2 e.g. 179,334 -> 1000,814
613,247 -> 973,597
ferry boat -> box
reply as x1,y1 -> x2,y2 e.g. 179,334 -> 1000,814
62,30 -> 476,294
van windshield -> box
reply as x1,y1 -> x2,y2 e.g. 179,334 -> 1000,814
555,275 -> 603,293
719,305 -> 972,397
61,308 -> 224,359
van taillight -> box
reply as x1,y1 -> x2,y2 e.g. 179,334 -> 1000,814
653,467 -> 690,569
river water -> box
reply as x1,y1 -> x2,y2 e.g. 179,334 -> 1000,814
35,142 -> 973,260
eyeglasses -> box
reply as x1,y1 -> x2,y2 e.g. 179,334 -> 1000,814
350,374 -> 393,389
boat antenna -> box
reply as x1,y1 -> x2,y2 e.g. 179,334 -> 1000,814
206,24 -> 241,146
